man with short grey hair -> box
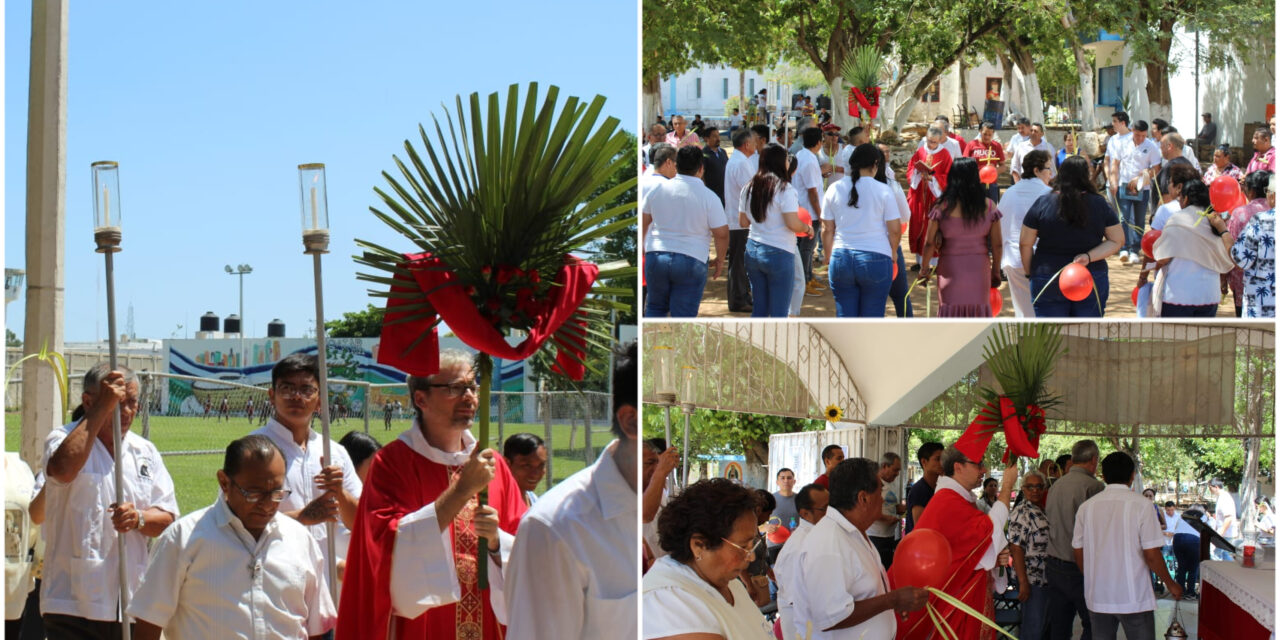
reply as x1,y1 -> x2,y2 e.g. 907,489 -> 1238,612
867,452 -> 905,568
1043,439 -> 1104,640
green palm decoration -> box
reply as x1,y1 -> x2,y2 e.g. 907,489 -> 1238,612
841,45 -> 882,91
354,83 -> 636,592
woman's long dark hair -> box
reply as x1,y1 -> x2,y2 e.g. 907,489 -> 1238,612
935,157 -> 987,225
846,144 -> 881,208
747,143 -> 791,223
1245,169 -> 1273,200
1181,179 -> 1210,208
1055,155 -> 1098,228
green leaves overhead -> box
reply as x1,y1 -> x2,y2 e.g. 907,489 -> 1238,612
979,323 -> 1066,419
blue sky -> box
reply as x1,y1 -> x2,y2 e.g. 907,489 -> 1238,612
5,2 -> 637,343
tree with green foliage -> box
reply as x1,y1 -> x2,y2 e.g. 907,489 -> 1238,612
325,304 -> 385,338
644,407 -> 824,488
5,329 -> 20,348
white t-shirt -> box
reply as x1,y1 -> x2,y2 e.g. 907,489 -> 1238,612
723,150 -> 755,231
730,114 -> 744,128
1072,484 -> 1167,615
1007,132 -> 1029,151
793,148 -> 824,209
127,500 -> 337,639
820,176 -> 898,256
1113,135 -> 1162,185
836,144 -> 855,176
1215,490 -> 1239,538
642,174 -> 729,263
999,179 -> 1052,270
793,510 -> 896,640
1010,140 -> 1058,178
1151,201 -> 1180,231
742,181 -> 801,253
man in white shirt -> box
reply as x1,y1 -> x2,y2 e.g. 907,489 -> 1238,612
773,482 -> 829,639
640,143 -> 675,203
505,341 -> 639,640
641,124 -> 667,171
866,452 -> 904,569
41,364 -> 179,640
128,435 -> 336,640
794,127 -> 826,295
917,117 -> 963,160
1072,452 -> 1181,639
642,146 -> 729,317
836,126 -> 871,177
1107,114 -> 1162,264
1009,123 -> 1057,183
250,354 -> 362,594
723,128 -> 757,313
1006,117 -> 1032,154
793,459 -> 927,640
1208,478 -> 1238,560
999,149 -> 1054,317
728,108 -> 744,133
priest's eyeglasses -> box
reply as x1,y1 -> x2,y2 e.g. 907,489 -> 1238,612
720,534 -> 763,559
427,382 -> 480,398
228,478 -> 292,503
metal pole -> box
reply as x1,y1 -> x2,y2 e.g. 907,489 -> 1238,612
238,271 -> 245,371
682,408 -> 691,486
663,404 -> 675,490
311,252 -> 337,604
105,249 -> 131,640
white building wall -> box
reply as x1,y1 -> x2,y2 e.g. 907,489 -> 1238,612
666,65 -> 772,118
1168,28 -> 1275,148
909,60 -> 1027,126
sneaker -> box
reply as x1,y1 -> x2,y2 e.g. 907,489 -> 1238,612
810,278 -> 828,291
1119,250 -> 1130,261
804,281 -> 822,297
1128,253 -> 1143,265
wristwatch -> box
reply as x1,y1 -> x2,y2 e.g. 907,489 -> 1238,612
137,510 -> 146,531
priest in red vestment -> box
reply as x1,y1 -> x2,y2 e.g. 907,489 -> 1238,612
895,446 -> 1016,640
337,349 -> 527,640
907,127 -> 953,266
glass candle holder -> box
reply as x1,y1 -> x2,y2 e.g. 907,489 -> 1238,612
298,163 -> 329,252
681,366 -> 697,405
92,161 -> 122,250
652,345 -> 676,402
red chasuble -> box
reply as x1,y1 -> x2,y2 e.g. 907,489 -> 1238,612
906,147 -> 952,255
895,488 -> 995,640
336,439 -> 527,640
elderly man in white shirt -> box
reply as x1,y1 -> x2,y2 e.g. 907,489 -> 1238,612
41,364 -> 179,640
1009,123 -> 1058,183
1073,452 -> 1181,640
723,129 -> 758,313
128,435 -> 336,640
792,459 -> 927,640
642,145 -> 729,317
1000,148 -> 1055,317
772,483 -> 830,638
504,342 -> 639,640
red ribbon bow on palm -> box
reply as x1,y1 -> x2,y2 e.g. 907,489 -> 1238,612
954,397 -> 1046,464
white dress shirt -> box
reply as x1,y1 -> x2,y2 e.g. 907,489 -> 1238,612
793,510 -> 895,640
642,174 -> 729,263
504,441 -> 636,640
127,499 -> 337,639
1072,484 -> 1167,614
1010,140 -> 1058,179
41,422 -> 179,621
250,419 -> 362,577
724,150 -> 755,231
773,518 -> 816,639
1215,490 -> 1239,538
935,475 -> 1009,572
793,148 -> 824,209
387,424 -> 515,622
999,178 -> 1052,270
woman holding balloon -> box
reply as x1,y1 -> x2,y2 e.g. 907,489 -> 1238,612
1020,155 -> 1124,317
1150,180 -> 1237,317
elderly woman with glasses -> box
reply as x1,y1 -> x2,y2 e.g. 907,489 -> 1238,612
642,478 -> 771,640
1007,471 -> 1051,640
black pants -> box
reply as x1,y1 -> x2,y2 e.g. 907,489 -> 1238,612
1045,556 -> 1092,640
727,229 -> 752,311
869,535 -> 897,570
43,614 -> 133,640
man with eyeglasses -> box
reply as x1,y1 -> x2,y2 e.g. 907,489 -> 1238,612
1008,470 -> 1051,640
338,349 -> 526,640
250,353 -> 362,597
127,435 -> 336,639
40,364 -> 179,639
897,447 -> 1016,640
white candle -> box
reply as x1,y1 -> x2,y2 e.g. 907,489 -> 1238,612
103,186 -> 110,226
310,187 -> 318,229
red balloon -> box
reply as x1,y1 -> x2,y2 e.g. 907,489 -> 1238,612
796,207 -> 813,238
979,164 -> 998,185
1210,175 -> 1243,213
1141,229 -> 1161,261
1059,263 -> 1094,301
767,524 -> 791,545
889,528 -> 953,590
1132,285 -> 1140,306
989,287 -> 1003,316
773,617 -> 784,640
894,260 -> 900,280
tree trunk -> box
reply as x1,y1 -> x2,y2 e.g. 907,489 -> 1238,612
643,74 -> 663,127
1023,72 -> 1044,124
1000,53 -> 1014,105
1058,4 -> 1097,129
1144,60 -> 1173,122
828,75 -> 856,132
743,438 -> 769,489
1240,437 -> 1260,514
890,67 -> 941,132
739,70 -> 746,111
958,58 -> 969,126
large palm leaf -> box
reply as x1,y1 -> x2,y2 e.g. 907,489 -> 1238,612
354,83 -> 636,372
975,324 -> 1066,465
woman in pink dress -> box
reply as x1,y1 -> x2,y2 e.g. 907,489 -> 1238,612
916,157 -> 1003,316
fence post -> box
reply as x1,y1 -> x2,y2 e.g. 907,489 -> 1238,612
362,382 -> 370,434
542,391 -> 553,491
582,391 -> 593,463
497,393 -> 506,445
140,372 -> 152,440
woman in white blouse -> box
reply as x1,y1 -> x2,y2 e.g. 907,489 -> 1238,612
642,479 -> 772,640
1151,179 -> 1236,317
820,144 -> 901,317
740,143 -> 812,317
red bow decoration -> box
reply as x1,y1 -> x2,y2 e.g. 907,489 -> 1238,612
848,86 -> 881,120
954,397 -> 1046,464
377,252 -> 598,380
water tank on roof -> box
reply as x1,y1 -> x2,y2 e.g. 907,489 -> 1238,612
199,312 -> 220,332
267,319 -> 285,338
224,314 -> 241,335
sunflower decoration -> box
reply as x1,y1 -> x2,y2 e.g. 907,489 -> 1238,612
825,405 -> 843,422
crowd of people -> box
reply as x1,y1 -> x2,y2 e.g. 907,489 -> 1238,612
5,342 -> 640,640
641,437 -> 1263,640
641,109 -> 1277,318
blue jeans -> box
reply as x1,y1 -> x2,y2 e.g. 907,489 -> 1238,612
1046,557 -> 1091,640
745,240 -> 796,317
1031,268 -> 1108,317
829,249 -> 892,317
888,246 -> 913,317
1173,533 -> 1200,595
1020,583 -> 1050,640
643,251 -> 708,317
1117,190 -> 1149,254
